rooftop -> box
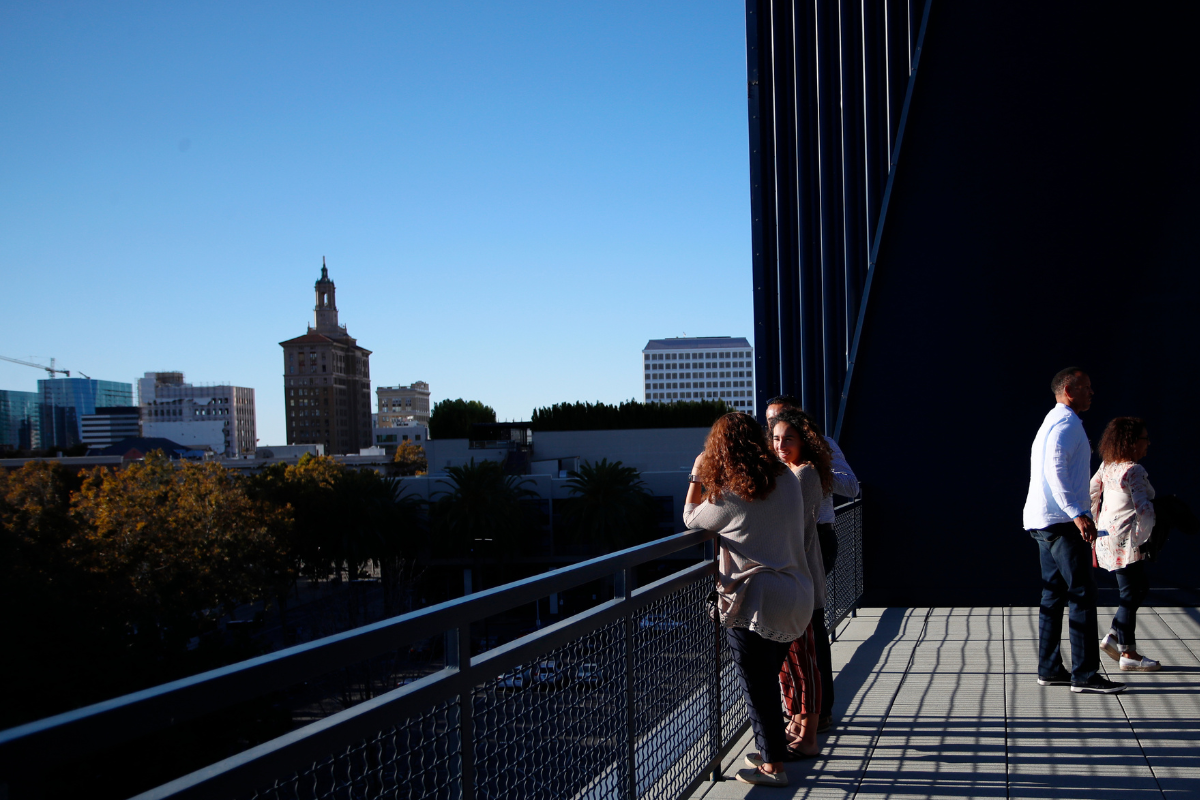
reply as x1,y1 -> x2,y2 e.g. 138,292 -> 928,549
643,337 -> 752,351
691,606 -> 1200,799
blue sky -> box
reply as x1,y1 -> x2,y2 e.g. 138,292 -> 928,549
1,2 -> 753,444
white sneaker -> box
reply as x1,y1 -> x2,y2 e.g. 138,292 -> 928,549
1119,655 -> 1160,671
1099,633 -> 1121,662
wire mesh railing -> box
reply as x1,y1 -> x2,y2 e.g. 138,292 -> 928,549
0,499 -> 862,800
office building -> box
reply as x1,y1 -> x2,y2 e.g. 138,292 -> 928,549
81,407 -> 141,449
0,390 -> 41,451
38,378 -> 134,450
373,421 -> 429,456
642,337 -> 754,410
138,372 -> 257,457
376,381 -> 430,427
280,260 -> 373,455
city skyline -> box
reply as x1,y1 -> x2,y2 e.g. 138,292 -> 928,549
1,3 -> 755,444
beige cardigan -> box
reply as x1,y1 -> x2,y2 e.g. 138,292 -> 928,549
684,471 -> 814,642
791,463 -> 828,610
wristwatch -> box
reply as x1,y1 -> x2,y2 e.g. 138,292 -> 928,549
687,474 -> 701,483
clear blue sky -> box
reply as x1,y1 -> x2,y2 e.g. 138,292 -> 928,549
1,2 -> 753,445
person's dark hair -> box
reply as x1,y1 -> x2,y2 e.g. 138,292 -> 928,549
1051,367 -> 1087,397
770,408 -> 834,495
764,395 -> 825,435
696,412 -> 786,502
1098,417 -> 1145,464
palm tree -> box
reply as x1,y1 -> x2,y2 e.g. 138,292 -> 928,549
559,458 -> 658,551
431,459 -> 537,561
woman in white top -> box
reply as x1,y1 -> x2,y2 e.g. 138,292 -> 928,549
684,412 -> 814,788
1090,416 -> 1159,671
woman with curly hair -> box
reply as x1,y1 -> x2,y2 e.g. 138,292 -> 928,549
770,408 -> 833,756
1090,416 -> 1159,671
685,412 -> 814,788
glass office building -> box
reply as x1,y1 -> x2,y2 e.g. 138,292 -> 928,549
38,378 -> 134,450
0,389 -> 41,451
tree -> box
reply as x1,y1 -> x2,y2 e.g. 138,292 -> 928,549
429,398 -> 496,439
70,452 -> 291,660
393,442 -> 428,475
244,455 -> 426,628
530,399 -> 731,431
559,459 -> 659,550
431,459 -> 536,562
0,461 -> 92,726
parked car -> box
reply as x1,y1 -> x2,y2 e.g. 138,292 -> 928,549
531,660 -> 568,689
496,667 -> 532,691
573,662 -> 605,689
640,614 -> 685,633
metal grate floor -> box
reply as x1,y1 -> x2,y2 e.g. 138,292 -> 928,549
688,607 -> 1200,800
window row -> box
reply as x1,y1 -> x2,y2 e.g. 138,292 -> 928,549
646,380 -> 751,390
645,349 -> 751,360
647,362 -> 750,372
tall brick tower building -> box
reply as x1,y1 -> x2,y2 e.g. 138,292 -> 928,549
280,259 -> 372,454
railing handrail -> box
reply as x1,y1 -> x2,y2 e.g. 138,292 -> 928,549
0,527 -> 717,774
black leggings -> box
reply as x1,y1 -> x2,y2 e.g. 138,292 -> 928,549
727,626 -> 792,762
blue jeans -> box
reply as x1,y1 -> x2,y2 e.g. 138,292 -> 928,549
1030,523 -> 1099,683
1110,560 -> 1150,652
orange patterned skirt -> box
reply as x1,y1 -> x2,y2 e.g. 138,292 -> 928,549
779,622 -> 821,717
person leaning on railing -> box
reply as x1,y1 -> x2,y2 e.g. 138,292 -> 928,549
685,412 -> 815,789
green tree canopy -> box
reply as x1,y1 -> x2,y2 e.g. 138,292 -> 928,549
560,458 -> 659,550
530,399 -> 731,431
431,458 -> 536,559
429,398 -> 496,439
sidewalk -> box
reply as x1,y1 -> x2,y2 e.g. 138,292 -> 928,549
689,607 -> 1200,799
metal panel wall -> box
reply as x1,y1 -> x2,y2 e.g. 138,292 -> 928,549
746,0 -> 930,436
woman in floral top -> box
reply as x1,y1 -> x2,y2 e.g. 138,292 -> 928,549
1089,416 -> 1159,671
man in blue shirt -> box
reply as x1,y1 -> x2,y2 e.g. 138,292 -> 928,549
1023,367 -> 1125,693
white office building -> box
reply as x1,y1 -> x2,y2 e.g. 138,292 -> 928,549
139,371 -> 257,457
642,337 -> 754,411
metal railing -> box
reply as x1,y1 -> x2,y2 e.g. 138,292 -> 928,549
0,498 -> 863,800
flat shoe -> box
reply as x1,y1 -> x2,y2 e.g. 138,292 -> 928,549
735,766 -> 790,787
1120,655 -> 1160,671
745,749 -> 819,767
1099,634 -> 1121,662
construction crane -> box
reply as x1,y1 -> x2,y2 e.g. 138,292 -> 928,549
0,355 -> 71,378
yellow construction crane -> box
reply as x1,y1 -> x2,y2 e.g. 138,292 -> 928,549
0,355 -> 72,378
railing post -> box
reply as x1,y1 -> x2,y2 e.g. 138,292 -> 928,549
446,626 -> 474,800
706,535 -> 722,782
618,567 -> 637,800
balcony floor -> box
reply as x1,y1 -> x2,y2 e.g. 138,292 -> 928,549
689,607 -> 1200,799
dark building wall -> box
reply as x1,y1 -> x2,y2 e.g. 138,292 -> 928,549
839,4 -> 1200,606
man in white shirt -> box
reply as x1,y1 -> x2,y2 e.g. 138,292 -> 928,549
1024,368 -> 1124,694
766,397 -> 860,730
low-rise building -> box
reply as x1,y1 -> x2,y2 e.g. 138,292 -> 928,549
372,421 -> 429,456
